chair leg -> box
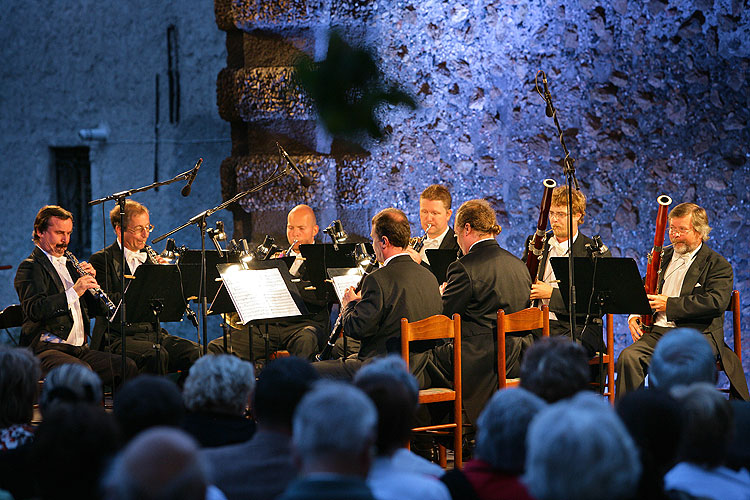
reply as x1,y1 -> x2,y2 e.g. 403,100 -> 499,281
438,444 -> 447,469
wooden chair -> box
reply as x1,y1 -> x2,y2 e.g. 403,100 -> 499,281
588,313 -> 615,403
401,314 -> 462,469
497,305 -> 549,390
719,290 -> 742,395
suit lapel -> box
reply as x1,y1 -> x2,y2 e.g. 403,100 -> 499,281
679,245 -> 708,297
656,248 -> 673,294
32,247 -> 65,293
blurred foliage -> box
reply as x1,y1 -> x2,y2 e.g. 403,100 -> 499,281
295,31 -> 416,141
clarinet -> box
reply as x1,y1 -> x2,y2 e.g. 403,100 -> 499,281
143,245 -> 161,264
523,178 -> 557,281
641,195 -> 673,332
64,251 -> 117,317
316,257 -> 378,361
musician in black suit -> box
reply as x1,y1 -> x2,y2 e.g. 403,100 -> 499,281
526,186 -> 611,356
616,203 -> 749,400
407,184 -> 460,269
313,208 -> 443,382
14,205 -> 137,383
438,199 -> 533,424
90,200 -> 200,374
207,204 -> 329,362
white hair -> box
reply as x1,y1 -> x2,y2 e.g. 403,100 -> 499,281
292,381 -> 377,460
182,354 -> 255,414
524,392 -> 641,500
650,328 -> 716,392
40,363 -> 103,411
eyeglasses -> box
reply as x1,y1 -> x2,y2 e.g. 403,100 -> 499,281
668,226 -> 693,237
126,224 -> 155,234
549,211 -> 569,220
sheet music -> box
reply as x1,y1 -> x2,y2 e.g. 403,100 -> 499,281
220,267 -> 301,324
328,268 -> 363,303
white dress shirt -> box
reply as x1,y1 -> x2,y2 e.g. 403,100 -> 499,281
419,227 -> 450,265
540,232 -> 578,321
39,246 -> 85,346
654,244 -> 702,328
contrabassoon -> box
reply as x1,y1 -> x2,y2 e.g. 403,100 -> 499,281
641,195 -> 673,331
524,178 -> 557,280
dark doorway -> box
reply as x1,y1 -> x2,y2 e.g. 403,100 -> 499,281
52,147 -> 91,258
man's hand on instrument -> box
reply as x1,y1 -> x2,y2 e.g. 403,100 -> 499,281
628,316 -> 644,342
72,275 -> 99,297
439,282 -> 447,296
341,286 -> 362,308
647,294 -> 668,313
405,247 -> 422,264
78,261 -> 96,277
530,280 -> 553,300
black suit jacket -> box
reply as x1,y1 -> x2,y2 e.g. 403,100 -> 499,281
526,231 -> 611,352
14,246 -> 98,348
420,226 -> 461,272
341,254 -> 442,359
657,244 -> 748,400
442,239 -> 532,422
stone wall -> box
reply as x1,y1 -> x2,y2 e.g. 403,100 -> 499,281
216,0 -> 750,374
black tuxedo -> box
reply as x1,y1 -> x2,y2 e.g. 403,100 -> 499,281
14,246 -> 137,381
524,231 -> 611,354
90,242 -> 199,373
420,226 -> 460,271
616,244 -> 749,400
441,239 -> 533,424
314,254 -> 443,380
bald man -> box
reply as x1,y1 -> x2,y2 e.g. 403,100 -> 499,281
208,205 -> 329,362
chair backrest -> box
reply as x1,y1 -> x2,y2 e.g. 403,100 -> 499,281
498,305 -> 550,337
727,290 -> 741,363
0,304 -> 24,330
400,313 -> 461,386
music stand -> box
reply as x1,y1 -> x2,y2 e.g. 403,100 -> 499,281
299,243 -> 373,302
425,248 -> 460,284
123,265 -> 187,375
551,256 -> 651,394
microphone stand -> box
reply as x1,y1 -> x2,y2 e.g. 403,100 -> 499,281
89,161 -> 202,381
536,70 -> 581,343
152,164 -> 304,354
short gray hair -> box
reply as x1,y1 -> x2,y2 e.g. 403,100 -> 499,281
40,363 -> 102,412
524,392 -> 641,500
0,346 -> 40,427
475,388 -> 546,473
650,328 -> 715,392
353,355 -> 418,404
182,355 -> 255,415
293,381 -> 377,461
103,427 -> 208,500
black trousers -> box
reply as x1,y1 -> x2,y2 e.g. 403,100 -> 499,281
34,342 -> 138,387
208,322 -> 320,362
109,330 -> 200,374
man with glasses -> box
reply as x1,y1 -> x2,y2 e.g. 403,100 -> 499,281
616,202 -> 749,400
90,200 -> 200,374
525,186 -> 611,356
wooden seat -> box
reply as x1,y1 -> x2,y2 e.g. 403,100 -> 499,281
719,290 -> 742,395
401,314 -> 462,469
588,313 -> 615,403
497,306 -> 549,389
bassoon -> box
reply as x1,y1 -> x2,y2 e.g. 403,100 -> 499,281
641,195 -> 673,331
524,178 -> 557,280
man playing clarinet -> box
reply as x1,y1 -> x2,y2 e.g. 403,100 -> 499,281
616,202 -> 749,400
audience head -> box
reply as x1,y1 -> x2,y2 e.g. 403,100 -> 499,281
103,427 -> 208,500
183,354 -> 255,416
253,356 -> 319,431
114,374 -> 185,442
33,403 -> 119,500
475,388 -> 546,474
727,400 -> 750,471
292,381 -> 377,477
520,337 -> 589,403
617,389 -> 684,497
40,363 -> 103,413
524,392 -> 641,500
649,328 -> 716,392
0,346 -> 40,428
670,382 -> 733,468
354,356 -> 419,455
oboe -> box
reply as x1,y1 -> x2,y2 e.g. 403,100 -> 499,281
409,224 -> 432,252
143,245 -> 162,264
64,251 -> 117,317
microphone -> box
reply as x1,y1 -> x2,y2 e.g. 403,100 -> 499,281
542,72 -> 554,118
181,158 -> 203,197
276,142 -> 313,187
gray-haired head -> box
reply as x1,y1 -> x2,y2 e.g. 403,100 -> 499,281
475,388 -> 546,474
353,355 -> 418,404
292,381 -> 377,465
103,426 -> 208,500
182,354 -> 255,415
671,382 -> 733,468
650,328 -> 716,392
0,345 -> 40,427
524,392 -> 641,500
40,363 -> 103,413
